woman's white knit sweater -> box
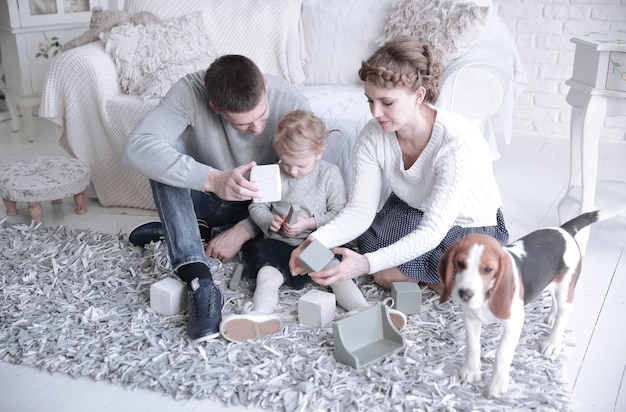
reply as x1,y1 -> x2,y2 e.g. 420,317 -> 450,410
312,108 -> 504,274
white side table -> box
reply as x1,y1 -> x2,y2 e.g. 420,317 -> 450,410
557,30 -> 626,223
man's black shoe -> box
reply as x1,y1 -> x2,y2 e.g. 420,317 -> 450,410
187,277 -> 222,342
129,220 -> 212,246
128,221 -> 164,246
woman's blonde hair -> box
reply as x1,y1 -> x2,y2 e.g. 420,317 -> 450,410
274,110 -> 340,158
358,36 -> 442,103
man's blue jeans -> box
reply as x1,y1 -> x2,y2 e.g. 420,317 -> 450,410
150,179 -> 250,272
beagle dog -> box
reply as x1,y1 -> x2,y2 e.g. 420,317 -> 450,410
438,204 -> 626,397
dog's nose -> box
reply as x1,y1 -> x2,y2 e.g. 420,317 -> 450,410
459,289 -> 474,301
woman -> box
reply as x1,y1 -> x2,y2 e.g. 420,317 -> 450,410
289,36 -> 508,294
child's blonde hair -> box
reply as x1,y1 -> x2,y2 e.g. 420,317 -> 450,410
273,110 -> 340,158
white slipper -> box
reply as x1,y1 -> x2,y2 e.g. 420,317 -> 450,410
382,297 -> 407,331
387,307 -> 407,332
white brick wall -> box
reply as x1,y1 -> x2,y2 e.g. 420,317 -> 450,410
494,0 -> 626,141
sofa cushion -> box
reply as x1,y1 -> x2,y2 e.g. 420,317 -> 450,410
301,0 -> 395,86
379,0 -> 489,66
124,0 -> 205,16
105,12 -> 217,100
124,0 -> 305,85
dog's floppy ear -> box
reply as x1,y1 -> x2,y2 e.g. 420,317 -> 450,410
438,241 -> 460,303
487,250 -> 516,319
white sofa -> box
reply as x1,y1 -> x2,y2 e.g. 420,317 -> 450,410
39,0 -> 526,210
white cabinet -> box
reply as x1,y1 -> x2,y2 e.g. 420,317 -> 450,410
12,0 -> 93,27
0,0 -> 102,141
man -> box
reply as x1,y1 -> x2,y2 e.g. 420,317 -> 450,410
123,55 -> 310,342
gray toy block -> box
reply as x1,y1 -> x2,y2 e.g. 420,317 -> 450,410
150,277 -> 187,316
229,262 -> 245,290
333,303 -> 406,369
287,204 -> 301,224
391,282 -> 422,315
298,289 -> 336,328
250,164 -> 281,203
298,238 -> 333,273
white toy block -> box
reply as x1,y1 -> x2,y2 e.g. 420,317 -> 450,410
391,282 -> 422,315
298,289 -> 336,328
229,262 -> 245,290
150,277 -> 187,316
287,204 -> 301,224
250,164 -> 281,203
298,238 -> 334,273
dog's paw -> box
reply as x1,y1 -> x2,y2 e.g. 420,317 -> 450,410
488,373 -> 510,398
459,364 -> 481,384
540,339 -> 562,356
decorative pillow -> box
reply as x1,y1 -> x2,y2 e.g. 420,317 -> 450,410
122,0 -> 305,85
63,7 -> 161,51
379,0 -> 489,66
105,12 -> 217,100
301,0 -> 396,86
199,0 -> 305,85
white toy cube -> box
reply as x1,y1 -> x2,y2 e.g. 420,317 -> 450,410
250,164 -> 281,203
150,277 -> 187,316
229,262 -> 245,290
391,282 -> 422,315
298,289 -> 336,328
298,238 -> 334,273
287,204 -> 301,224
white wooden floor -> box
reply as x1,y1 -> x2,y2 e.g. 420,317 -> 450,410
1,116 -> 625,411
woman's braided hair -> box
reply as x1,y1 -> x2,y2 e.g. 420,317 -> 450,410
358,36 -> 442,103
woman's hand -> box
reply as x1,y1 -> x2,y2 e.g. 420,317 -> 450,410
307,247 -> 370,286
289,239 -> 370,286
205,161 -> 259,201
289,237 -> 313,276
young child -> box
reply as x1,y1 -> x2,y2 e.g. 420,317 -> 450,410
219,110 -> 406,342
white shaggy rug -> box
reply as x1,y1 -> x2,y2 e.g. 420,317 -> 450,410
0,221 -> 572,411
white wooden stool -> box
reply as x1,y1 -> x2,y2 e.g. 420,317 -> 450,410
0,156 -> 90,223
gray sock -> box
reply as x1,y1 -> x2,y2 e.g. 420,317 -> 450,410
177,262 -> 212,283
